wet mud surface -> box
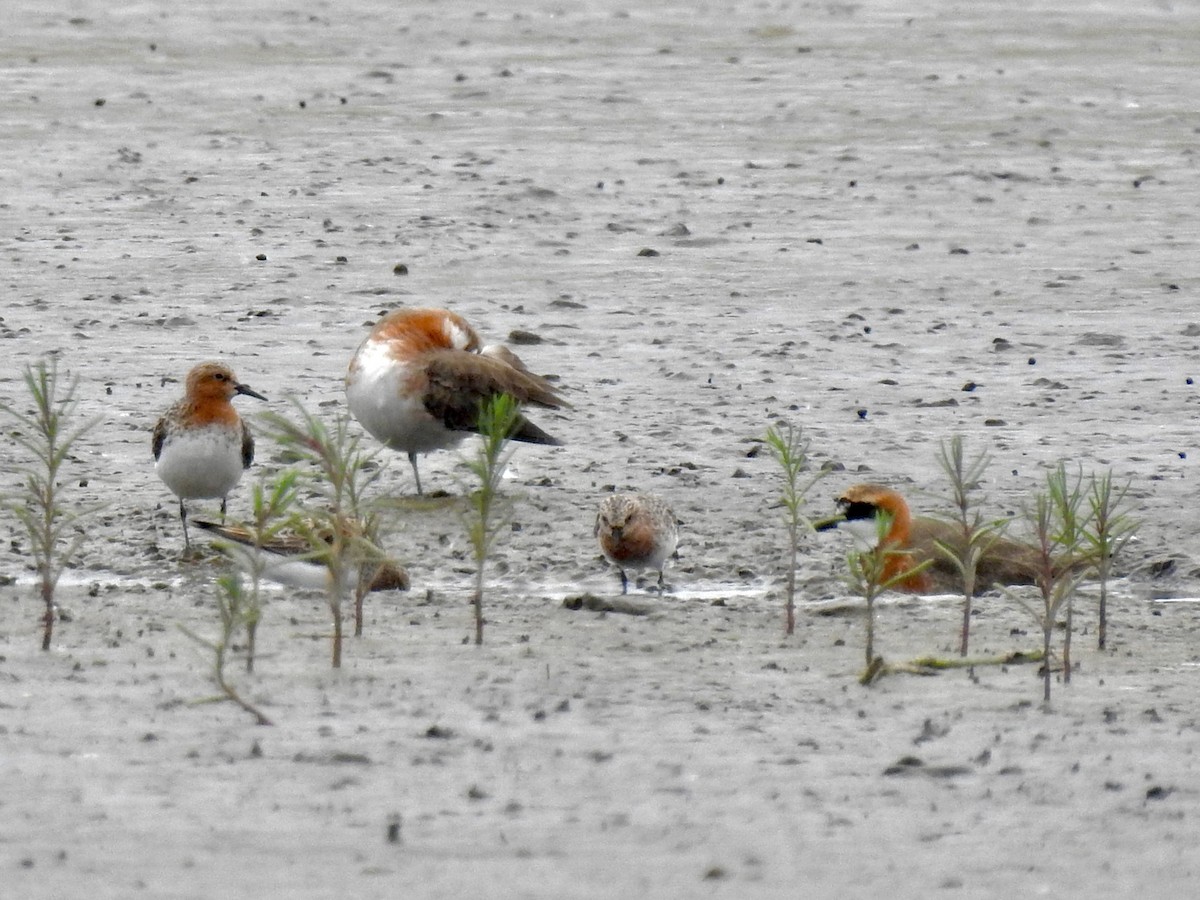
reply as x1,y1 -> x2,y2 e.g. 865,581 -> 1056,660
3,2 -> 1200,896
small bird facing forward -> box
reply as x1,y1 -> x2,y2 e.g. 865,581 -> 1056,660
815,482 -> 1049,594
152,362 -> 267,550
595,492 -> 679,594
345,307 -> 565,494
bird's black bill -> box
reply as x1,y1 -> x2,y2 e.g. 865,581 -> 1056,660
236,383 -> 268,401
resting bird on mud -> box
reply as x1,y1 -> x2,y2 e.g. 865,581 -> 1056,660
815,482 -> 1061,595
192,517 -> 410,595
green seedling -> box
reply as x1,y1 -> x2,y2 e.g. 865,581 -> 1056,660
846,511 -> 933,682
1011,464 -> 1093,705
1084,470 -> 1138,650
180,572 -> 273,726
259,402 -> 388,668
1,358 -> 100,650
461,394 -> 520,646
931,435 -> 1009,656
209,472 -> 300,673
763,422 -> 825,635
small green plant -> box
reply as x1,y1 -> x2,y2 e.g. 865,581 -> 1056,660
1085,471 -> 1138,650
180,573 -> 273,726
260,402 -> 388,668
846,511 -> 932,683
1012,464 -> 1093,705
462,394 -> 520,646
1047,464 -> 1091,687
932,435 -> 1009,656
763,422 -> 825,635
216,472 -> 300,673
1,358 -> 99,651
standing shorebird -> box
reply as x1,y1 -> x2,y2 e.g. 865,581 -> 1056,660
152,362 -> 267,550
595,492 -> 679,594
345,307 -> 565,494
815,482 -> 1050,594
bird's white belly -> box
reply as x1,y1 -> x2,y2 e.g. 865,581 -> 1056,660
623,536 -> 677,573
346,345 -> 465,453
156,428 -> 245,500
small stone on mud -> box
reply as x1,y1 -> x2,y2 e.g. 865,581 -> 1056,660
508,329 -> 543,345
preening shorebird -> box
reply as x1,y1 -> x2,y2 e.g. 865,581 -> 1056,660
345,307 -> 565,494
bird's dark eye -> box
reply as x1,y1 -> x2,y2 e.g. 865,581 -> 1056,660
214,372 -> 227,381
840,500 -> 879,522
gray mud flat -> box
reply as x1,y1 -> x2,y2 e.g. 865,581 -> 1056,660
3,2 -> 1199,897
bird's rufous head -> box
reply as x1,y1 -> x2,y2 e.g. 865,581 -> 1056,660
185,362 -> 267,403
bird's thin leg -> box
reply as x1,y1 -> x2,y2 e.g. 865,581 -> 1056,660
220,497 -> 228,522
619,568 -> 628,595
407,451 -> 424,496
656,570 -> 665,594
179,499 -> 191,550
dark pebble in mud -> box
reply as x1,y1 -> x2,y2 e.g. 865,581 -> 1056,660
883,756 -> 924,775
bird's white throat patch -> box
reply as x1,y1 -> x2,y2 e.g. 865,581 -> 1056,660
841,517 -> 886,548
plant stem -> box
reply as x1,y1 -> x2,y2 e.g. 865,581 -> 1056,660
332,606 -> 343,668
763,423 -> 823,636
786,518 -> 798,635
932,435 -> 1003,658
1086,471 -> 1136,650
259,403 -> 388,667
246,619 -> 258,675
2,359 -> 98,651
463,394 -> 519,646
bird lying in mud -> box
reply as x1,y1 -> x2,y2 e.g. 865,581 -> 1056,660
814,482 -> 1069,594
192,517 -> 410,594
